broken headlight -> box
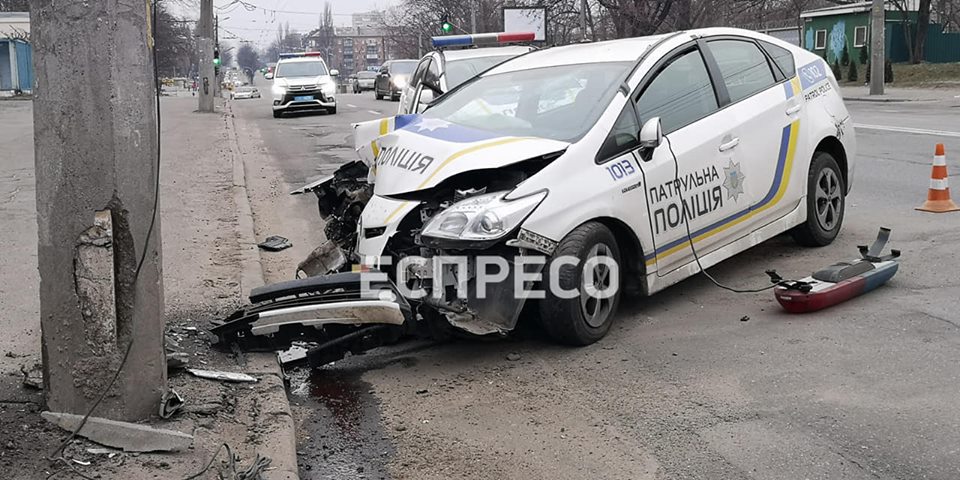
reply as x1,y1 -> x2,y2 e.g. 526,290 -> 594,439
421,190 -> 547,242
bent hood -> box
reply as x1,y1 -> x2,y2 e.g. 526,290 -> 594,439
353,115 -> 569,197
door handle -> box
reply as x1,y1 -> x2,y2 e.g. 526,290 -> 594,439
786,104 -> 802,115
719,137 -> 740,152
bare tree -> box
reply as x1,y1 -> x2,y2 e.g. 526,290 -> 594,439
913,0 -> 932,62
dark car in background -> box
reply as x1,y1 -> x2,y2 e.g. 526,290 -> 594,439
374,60 -> 418,101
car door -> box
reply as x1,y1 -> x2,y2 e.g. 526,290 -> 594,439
631,46 -> 743,276
704,38 -> 801,226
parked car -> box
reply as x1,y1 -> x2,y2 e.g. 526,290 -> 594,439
374,60 -> 418,101
231,86 -> 261,99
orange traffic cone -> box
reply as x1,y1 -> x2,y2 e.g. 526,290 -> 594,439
916,144 -> 960,213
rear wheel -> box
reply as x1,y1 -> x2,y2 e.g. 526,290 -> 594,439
792,151 -> 845,246
539,222 -> 622,346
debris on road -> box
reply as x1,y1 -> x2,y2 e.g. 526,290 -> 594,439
740,315 -> 750,322
506,353 -> 522,361
258,235 -> 292,251
159,389 -> 184,419
20,363 -> 42,390
41,411 -> 194,452
187,368 -> 258,383
770,227 -> 901,313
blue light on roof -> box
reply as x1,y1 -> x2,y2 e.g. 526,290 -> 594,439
431,35 -> 474,48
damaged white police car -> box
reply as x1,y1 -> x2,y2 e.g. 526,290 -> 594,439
216,28 -> 855,363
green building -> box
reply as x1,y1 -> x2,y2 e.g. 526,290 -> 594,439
800,1 -> 960,63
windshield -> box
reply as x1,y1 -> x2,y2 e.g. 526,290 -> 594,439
445,55 -> 516,89
238,87 -> 255,92
424,62 -> 630,142
357,71 -> 378,79
275,61 -> 328,78
389,61 -> 417,75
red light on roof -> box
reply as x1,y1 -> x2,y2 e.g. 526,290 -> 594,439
497,32 -> 536,43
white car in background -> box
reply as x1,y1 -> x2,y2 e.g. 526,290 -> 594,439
271,52 -> 339,117
398,33 -> 535,114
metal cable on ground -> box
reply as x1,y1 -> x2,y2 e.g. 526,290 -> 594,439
47,0 -> 164,463
184,443 -> 272,480
665,135 -> 777,294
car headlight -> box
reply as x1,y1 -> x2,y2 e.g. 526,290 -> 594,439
422,190 -> 547,242
392,76 -> 407,89
271,84 -> 286,95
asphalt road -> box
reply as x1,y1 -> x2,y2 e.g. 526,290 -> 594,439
231,83 -> 960,479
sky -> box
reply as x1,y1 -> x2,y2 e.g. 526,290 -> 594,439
186,0 -> 398,48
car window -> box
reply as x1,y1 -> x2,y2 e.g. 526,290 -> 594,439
444,55 -> 515,89
358,71 -> 377,79
424,62 -> 630,143
275,61 -> 328,78
425,60 -> 440,85
708,40 -> 777,103
598,104 -> 640,161
636,49 -> 718,134
759,40 -> 796,78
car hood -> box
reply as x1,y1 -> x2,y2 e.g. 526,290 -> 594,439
353,115 -> 569,197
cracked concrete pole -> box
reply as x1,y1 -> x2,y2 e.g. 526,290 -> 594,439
32,1 -> 166,421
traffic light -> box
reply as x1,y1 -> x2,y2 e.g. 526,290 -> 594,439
440,15 -> 452,33
213,47 -> 221,75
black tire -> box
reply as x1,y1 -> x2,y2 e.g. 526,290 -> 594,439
391,94 -> 399,101
327,106 -> 337,114
792,151 -> 845,247
375,89 -> 383,100
272,110 -> 282,118
539,222 -> 622,346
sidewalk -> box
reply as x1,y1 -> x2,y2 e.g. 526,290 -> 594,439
0,98 -> 298,479
841,84 -> 960,102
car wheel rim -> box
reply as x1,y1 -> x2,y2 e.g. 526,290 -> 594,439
815,168 -> 842,231
579,243 -> 615,329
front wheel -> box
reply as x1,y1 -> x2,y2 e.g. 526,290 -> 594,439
539,222 -> 622,346
327,106 -> 337,114
374,89 -> 383,100
792,151 -> 845,247
272,110 -> 282,118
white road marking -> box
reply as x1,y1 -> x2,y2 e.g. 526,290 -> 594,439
855,123 -> 960,138
367,110 -> 381,115
346,104 -> 357,108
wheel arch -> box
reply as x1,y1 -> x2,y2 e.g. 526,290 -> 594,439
814,136 -> 848,194
587,216 -> 648,292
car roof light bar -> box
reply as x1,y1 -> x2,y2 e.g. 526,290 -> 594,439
431,32 -> 536,48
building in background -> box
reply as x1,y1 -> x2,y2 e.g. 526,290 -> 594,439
0,12 -> 32,95
306,12 -> 413,76
800,1 -> 960,63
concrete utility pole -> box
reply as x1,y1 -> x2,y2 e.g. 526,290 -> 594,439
579,0 -> 588,41
31,0 -> 166,421
198,0 -> 215,112
471,1 -> 477,34
870,0 -> 885,95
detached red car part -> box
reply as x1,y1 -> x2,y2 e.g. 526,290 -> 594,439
769,228 -> 900,313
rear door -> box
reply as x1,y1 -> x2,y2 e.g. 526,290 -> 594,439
703,37 -> 801,226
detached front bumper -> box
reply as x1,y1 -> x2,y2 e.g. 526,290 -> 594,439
212,272 -> 411,357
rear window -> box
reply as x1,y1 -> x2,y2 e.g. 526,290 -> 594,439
760,40 -> 797,78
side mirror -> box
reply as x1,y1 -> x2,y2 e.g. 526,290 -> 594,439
330,69 -> 339,77
639,117 -> 662,150
421,77 -> 443,96
417,89 -> 435,113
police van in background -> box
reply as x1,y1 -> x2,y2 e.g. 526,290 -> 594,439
270,52 -> 339,118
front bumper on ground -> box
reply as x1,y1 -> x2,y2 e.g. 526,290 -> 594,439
212,272 -> 411,352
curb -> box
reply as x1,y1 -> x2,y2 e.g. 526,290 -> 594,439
223,100 -> 300,480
